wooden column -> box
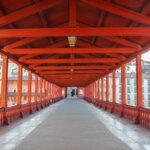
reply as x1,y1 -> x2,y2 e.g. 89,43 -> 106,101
18,65 -> 22,106
28,71 -> 32,104
1,55 -> 8,108
98,79 -> 100,101
35,75 -> 38,103
101,78 -> 104,101
113,70 -> 116,104
40,78 -> 42,102
106,75 -> 109,102
136,55 -> 142,107
121,64 -> 126,105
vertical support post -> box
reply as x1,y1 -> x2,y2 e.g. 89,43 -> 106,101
136,54 -> 142,107
93,83 -> 94,103
40,78 -> 42,104
113,70 -> 116,104
132,55 -> 143,124
121,64 -> 126,105
106,75 -> 109,102
28,71 -> 32,105
35,75 -> 38,104
101,78 -> 103,101
98,79 -> 100,102
18,65 -> 22,106
1,55 -> 8,108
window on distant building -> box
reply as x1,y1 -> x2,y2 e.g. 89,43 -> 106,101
127,95 -> 130,101
134,87 -> 137,93
143,94 -> 145,100
148,79 -> 150,85
148,87 -> 150,93
142,87 -> 144,92
148,95 -> 150,100
127,79 -> 130,85
127,87 -> 130,93
126,59 -> 137,106
7,60 -> 18,107
116,68 -> 122,104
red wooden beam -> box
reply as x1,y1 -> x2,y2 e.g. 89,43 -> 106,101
33,0 -> 54,44
8,47 -> 136,54
40,70 -> 103,75
18,40 -> 68,61
77,23 -> 142,49
0,0 -> 64,27
0,28 -> 150,37
4,37 -> 40,51
34,65 -> 110,70
25,58 -> 120,64
103,36 -> 142,50
81,0 -> 150,25
69,0 -> 76,27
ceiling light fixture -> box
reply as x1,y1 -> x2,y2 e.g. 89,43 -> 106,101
68,36 -> 77,47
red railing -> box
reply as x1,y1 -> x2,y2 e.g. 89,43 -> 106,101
5,105 -> 21,125
114,103 -> 123,117
0,108 -> 4,125
139,107 -> 150,128
123,105 -> 139,123
106,102 -> 114,113
0,97 -> 63,126
84,97 -> 150,129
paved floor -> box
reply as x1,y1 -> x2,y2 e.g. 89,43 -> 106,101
0,98 -> 150,150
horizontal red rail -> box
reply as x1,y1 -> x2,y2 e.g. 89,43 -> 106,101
84,97 -> 150,129
0,96 -> 63,125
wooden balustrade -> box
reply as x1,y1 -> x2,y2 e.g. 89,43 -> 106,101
84,97 -> 150,129
0,97 -> 63,126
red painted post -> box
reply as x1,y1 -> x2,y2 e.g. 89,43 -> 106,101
18,65 -> 22,106
106,75 -> 109,102
113,70 -> 116,104
136,54 -> 142,124
121,64 -> 126,105
1,55 -> 8,108
40,78 -> 42,104
136,55 -> 142,107
101,78 -> 104,101
35,75 -> 38,104
98,79 -> 100,102
28,71 -> 32,105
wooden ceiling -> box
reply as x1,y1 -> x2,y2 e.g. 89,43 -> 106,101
0,0 -> 150,87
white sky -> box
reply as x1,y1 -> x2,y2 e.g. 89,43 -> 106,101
142,50 -> 150,62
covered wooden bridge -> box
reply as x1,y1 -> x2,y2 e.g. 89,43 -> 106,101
0,0 -> 150,150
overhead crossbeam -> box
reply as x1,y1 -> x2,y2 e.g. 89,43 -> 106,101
40,70 -> 103,75
8,48 -> 136,54
0,28 -> 150,37
0,0 -> 64,27
34,65 -> 110,70
81,0 -> 150,25
25,58 -> 120,64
